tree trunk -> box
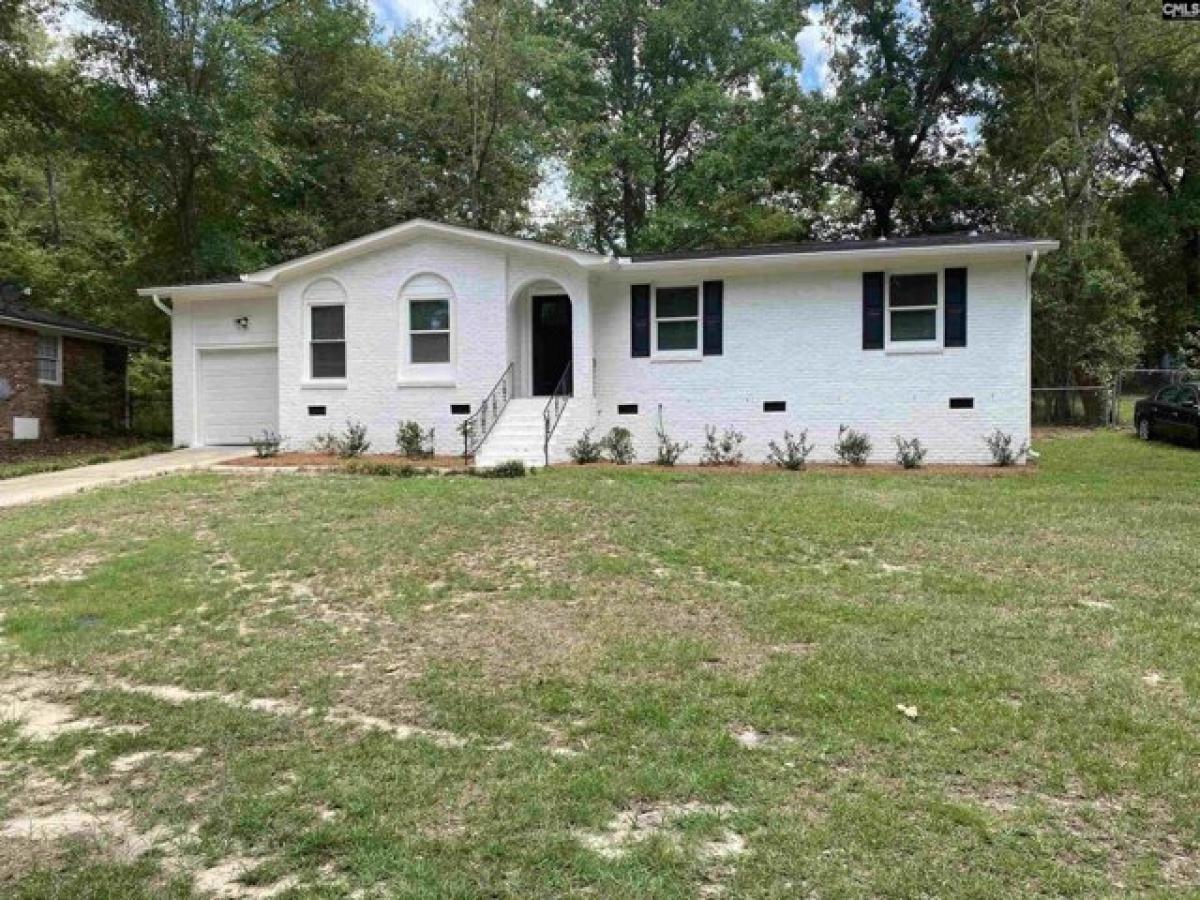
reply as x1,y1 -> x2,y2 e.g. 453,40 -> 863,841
44,158 -> 61,247
1185,228 -> 1200,323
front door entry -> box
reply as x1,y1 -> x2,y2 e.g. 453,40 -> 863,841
531,294 -> 573,396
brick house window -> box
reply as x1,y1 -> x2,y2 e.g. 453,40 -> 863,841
36,334 -> 62,385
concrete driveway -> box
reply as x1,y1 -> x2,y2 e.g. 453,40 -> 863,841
0,447 -> 248,509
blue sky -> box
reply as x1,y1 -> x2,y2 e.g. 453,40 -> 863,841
371,0 -> 448,33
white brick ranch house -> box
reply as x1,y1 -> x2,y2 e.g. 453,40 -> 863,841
139,219 -> 1058,466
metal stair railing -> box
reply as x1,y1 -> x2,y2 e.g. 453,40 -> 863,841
461,362 -> 514,461
542,361 -> 573,466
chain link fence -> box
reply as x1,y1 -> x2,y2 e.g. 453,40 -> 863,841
1031,386 -> 1115,427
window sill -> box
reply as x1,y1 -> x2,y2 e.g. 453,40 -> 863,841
301,380 -> 348,390
397,379 -> 457,389
650,354 -> 703,363
37,380 -> 61,387
885,345 -> 943,356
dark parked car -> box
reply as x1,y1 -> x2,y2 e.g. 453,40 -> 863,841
1134,383 -> 1200,447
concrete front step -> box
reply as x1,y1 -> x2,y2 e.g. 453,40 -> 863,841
474,398 -> 554,468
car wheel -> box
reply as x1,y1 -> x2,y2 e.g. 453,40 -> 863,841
1137,417 -> 1152,441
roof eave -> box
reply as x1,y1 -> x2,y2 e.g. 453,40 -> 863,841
618,240 -> 1060,274
0,314 -> 145,346
136,283 -> 275,300
242,219 -> 609,286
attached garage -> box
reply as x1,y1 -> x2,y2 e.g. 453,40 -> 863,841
197,348 -> 278,445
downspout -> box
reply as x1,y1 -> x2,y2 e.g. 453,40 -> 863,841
1026,252 -> 1040,460
150,293 -> 172,317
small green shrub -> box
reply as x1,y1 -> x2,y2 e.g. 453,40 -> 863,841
311,431 -> 340,454
700,426 -> 745,466
313,421 -> 371,458
654,417 -> 688,466
833,425 -> 872,466
250,429 -> 284,459
474,459 -> 528,478
568,428 -> 603,464
767,430 -> 814,470
984,429 -> 1027,466
336,420 -> 370,458
396,420 -> 435,458
894,436 -> 928,469
600,427 -> 636,464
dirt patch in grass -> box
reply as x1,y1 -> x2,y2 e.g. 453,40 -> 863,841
947,780 -> 1199,886
576,800 -> 743,861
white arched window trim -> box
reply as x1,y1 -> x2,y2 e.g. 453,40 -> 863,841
302,278 -> 348,385
398,274 -> 457,387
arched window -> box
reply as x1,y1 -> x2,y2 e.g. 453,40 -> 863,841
399,274 -> 455,383
303,279 -> 347,381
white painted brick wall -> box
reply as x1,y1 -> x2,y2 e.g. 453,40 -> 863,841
579,258 -> 1030,465
171,237 -> 1031,465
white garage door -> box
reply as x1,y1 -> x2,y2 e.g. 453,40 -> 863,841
198,349 -> 278,445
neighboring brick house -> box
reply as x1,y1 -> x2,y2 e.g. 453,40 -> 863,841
139,219 -> 1059,464
0,285 -> 145,441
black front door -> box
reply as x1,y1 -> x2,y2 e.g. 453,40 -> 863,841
532,294 -> 572,396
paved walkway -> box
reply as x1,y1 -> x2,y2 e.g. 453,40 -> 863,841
0,448 -> 247,509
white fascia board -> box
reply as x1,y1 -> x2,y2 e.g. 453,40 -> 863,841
614,240 -> 1061,278
136,283 -> 275,300
242,219 -> 610,285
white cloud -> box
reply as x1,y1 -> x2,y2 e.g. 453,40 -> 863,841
371,0 -> 455,32
796,5 -> 834,96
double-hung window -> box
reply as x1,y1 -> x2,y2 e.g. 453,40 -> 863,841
309,304 -> 346,379
408,298 -> 451,364
886,273 -> 940,348
654,285 -> 700,356
36,334 -> 62,385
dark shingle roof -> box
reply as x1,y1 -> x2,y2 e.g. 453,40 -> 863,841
629,232 -> 1044,263
0,297 -> 145,345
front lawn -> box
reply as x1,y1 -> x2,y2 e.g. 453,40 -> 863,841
0,436 -> 171,480
0,430 -> 1197,897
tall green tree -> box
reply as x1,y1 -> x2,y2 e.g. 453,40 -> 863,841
538,0 -> 808,253
988,0 -> 1145,385
74,0 -> 286,280
1114,23 -> 1200,359
821,0 -> 1008,237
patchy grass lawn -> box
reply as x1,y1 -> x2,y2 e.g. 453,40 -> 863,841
0,429 -> 1197,898
0,437 -> 171,480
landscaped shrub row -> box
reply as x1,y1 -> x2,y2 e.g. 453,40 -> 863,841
570,423 -> 1028,468
289,419 -> 1028,469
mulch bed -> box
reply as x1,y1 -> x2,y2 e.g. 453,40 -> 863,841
222,452 -> 470,471
223,453 -> 1033,478
551,461 -> 1036,477
0,436 -> 162,464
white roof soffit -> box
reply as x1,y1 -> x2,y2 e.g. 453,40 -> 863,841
135,282 -> 274,300
241,219 -> 611,285
616,239 -> 1061,277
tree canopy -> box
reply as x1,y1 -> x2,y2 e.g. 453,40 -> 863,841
1,0 -> 1196,377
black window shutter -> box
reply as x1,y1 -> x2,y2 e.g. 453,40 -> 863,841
631,284 -> 651,357
863,271 -> 884,350
944,267 -> 967,348
702,280 -> 723,356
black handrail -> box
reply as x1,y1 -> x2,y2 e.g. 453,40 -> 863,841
542,361 -> 572,466
462,362 -> 514,460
